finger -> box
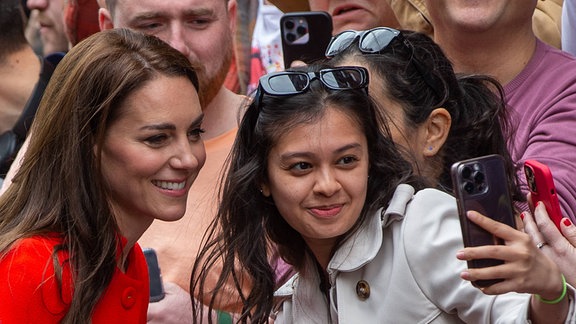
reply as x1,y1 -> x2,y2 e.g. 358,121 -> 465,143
466,211 -> 521,241
290,60 -> 307,68
460,265 -> 513,288
533,201 -> 564,246
457,245 -> 510,262
458,241 -> 537,265
520,210 -> 546,244
527,192 -> 535,211
560,218 -> 576,245
520,210 -> 537,235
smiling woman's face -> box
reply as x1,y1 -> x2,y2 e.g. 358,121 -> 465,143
262,105 -> 369,254
99,75 -> 206,236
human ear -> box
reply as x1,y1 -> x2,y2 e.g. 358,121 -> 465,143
261,182 -> 271,197
98,8 -> 114,31
422,108 -> 451,157
227,0 -> 237,34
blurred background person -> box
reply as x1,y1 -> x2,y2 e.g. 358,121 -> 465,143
424,0 -> 576,222
26,0 -> 70,55
0,0 -> 41,134
269,0 -> 563,49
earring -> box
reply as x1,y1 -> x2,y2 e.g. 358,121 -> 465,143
428,146 -> 434,151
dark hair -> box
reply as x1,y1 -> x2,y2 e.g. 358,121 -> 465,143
329,30 -> 522,201
192,63 -> 420,323
0,0 -> 28,60
0,28 -> 199,323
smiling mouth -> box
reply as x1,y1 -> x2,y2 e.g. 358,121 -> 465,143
334,6 -> 362,16
152,180 -> 186,190
310,205 -> 344,218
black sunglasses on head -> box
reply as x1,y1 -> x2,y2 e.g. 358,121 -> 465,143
258,66 -> 369,97
325,27 -> 443,99
252,66 -> 369,111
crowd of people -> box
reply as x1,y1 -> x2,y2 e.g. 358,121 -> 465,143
1,0 -> 576,322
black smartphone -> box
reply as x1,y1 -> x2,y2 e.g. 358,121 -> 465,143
143,248 -> 165,302
451,154 -> 517,287
280,11 -> 333,69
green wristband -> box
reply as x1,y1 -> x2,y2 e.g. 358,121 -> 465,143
217,310 -> 233,324
535,274 -> 567,304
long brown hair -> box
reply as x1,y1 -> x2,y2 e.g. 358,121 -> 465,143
0,28 -> 199,322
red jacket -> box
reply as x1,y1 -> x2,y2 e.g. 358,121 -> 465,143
0,234 -> 149,323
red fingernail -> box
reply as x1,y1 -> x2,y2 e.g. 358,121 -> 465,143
536,201 -> 541,208
564,218 -> 572,227
520,212 -> 525,220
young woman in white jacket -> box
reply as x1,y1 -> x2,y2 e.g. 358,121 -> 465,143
192,63 -> 573,323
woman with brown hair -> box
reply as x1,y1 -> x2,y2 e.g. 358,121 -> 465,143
0,28 -> 206,323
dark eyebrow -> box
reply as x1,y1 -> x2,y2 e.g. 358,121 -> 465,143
140,123 -> 176,131
129,8 -> 215,23
335,143 -> 363,154
140,113 -> 204,131
279,143 -> 363,160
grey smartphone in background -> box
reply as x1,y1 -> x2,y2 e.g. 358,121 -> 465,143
451,154 -> 517,287
143,248 -> 165,302
280,11 -> 333,68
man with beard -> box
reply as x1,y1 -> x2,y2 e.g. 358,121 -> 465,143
101,0 -> 245,322
1,1 -> 246,321
26,0 -> 70,55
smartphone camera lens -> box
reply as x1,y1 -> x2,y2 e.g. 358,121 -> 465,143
296,26 -> 308,37
461,166 -> 472,179
463,181 -> 475,194
525,166 -> 537,192
284,20 -> 295,30
286,33 -> 297,42
473,170 -> 485,184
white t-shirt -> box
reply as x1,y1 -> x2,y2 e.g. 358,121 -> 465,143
562,0 -> 576,56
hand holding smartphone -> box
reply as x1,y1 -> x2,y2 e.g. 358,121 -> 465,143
524,159 -> 563,231
451,154 -> 517,287
280,11 -> 333,68
143,248 -> 165,302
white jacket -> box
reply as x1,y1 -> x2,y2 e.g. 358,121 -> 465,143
274,184 -> 575,323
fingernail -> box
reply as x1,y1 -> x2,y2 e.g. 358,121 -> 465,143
536,201 -> 541,208
456,250 -> 466,259
520,212 -> 525,220
564,218 -> 572,227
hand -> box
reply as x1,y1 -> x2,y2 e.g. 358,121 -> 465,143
147,282 -> 192,323
289,60 -> 307,67
456,211 -> 563,300
523,202 -> 576,286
